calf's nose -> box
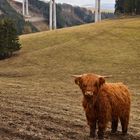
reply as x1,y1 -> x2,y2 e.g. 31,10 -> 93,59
85,91 -> 93,96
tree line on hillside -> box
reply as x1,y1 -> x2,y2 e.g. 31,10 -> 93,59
0,0 -> 114,35
0,0 -> 37,34
0,19 -> 21,59
29,0 -> 94,28
29,0 -> 114,28
115,0 -> 140,14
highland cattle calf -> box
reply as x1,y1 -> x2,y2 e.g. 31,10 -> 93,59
74,73 -> 131,139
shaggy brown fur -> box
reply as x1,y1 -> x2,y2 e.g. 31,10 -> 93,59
74,73 -> 131,139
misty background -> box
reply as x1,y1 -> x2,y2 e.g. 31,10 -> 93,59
15,0 -> 115,11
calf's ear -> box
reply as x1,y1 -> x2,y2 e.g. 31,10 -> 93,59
75,77 -> 81,85
99,77 -> 105,86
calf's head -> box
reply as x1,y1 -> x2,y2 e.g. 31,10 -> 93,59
73,73 -> 107,97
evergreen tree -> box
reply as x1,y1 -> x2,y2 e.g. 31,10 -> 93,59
135,0 -> 140,14
115,0 -> 140,15
115,0 -> 125,14
0,19 -> 21,59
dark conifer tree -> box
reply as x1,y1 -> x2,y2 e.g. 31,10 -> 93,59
0,19 -> 21,59
115,0 -> 140,15
115,0 -> 125,14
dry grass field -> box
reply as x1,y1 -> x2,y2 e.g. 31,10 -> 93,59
0,17 -> 140,140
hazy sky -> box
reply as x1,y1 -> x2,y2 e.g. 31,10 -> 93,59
47,0 -> 115,6
17,0 -> 115,6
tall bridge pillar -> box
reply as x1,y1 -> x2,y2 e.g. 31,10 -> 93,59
22,0 -> 29,17
49,0 -> 57,30
95,0 -> 101,23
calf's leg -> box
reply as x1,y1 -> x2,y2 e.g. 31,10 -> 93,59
90,122 -> 96,137
86,113 -> 96,137
98,122 -> 106,139
120,116 -> 129,134
111,117 -> 118,133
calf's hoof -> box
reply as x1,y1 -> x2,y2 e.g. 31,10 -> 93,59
122,132 -> 127,135
122,129 -> 127,135
98,136 -> 104,139
90,131 -> 96,138
98,131 -> 104,139
111,130 -> 117,134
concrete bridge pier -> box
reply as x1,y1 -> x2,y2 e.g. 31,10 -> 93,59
22,0 -> 29,17
49,0 -> 57,30
95,0 -> 101,23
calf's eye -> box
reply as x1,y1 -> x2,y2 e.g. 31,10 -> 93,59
83,84 -> 87,88
94,82 -> 98,87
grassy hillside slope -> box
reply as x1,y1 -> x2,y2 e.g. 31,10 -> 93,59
20,17 -> 140,90
0,17 -> 140,140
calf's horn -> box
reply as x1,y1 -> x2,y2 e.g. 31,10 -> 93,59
72,75 -> 82,78
100,75 -> 112,78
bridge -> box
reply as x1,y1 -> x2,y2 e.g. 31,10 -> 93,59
12,0 -> 101,30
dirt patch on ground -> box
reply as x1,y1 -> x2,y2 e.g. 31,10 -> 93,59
0,79 -> 140,140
